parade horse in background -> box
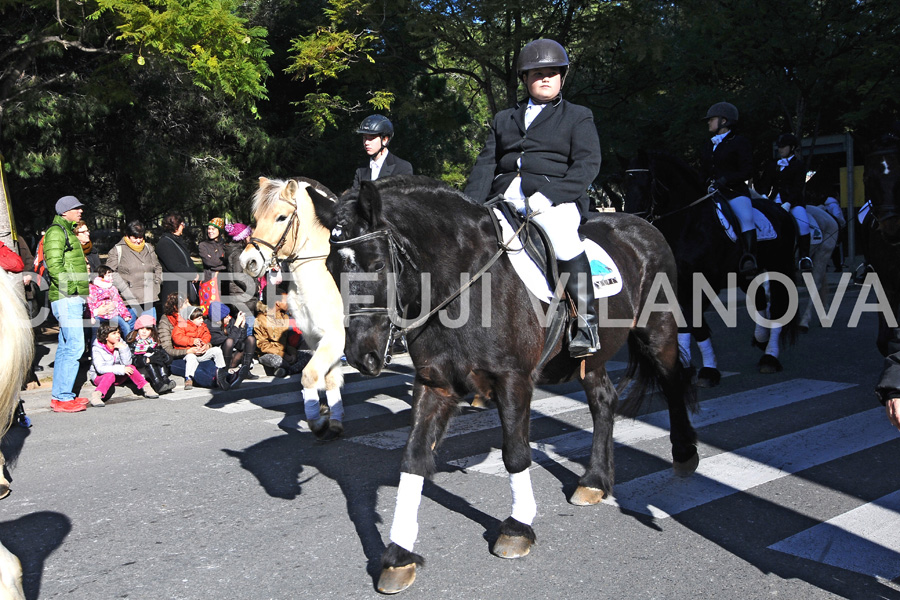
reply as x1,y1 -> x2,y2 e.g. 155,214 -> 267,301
0,271 -> 32,599
240,177 -> 346,441
862,137 -> 900,366
624,151 -> 799,384
326,175 -> 698,593
798,204 -> 841,332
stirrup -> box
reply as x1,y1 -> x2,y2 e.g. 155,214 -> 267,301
798,256 -> 813,273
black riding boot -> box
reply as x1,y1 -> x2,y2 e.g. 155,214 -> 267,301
798,233 -> 812,272
559,253 -> 600,358
739,230 -> 758,279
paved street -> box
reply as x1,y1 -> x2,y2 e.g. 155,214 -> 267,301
2,273 -> 900,599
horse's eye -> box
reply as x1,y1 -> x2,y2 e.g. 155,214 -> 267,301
276,215 -> 288,223
371,261 -> 386,272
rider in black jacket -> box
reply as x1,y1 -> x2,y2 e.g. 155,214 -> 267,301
700,102 -> 757,278
465,39 -> 603,357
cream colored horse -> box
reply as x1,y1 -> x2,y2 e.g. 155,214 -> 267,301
240,177 -> 346,440
0,269 -> 32,599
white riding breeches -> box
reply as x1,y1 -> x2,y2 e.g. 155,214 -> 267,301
503,189 -> 585,261
728,195 -> 755,233
791,205 -> 811,236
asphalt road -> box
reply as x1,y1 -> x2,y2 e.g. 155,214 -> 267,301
2,274 -> 899,600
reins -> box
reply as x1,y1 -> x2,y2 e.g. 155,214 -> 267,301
625,167 -> 715,222
332,215 -> 529,365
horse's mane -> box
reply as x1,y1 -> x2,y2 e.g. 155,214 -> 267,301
252,176 -> 338,215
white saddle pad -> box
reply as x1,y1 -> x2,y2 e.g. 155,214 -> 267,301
716,206 -> 777,242
492,208 -> 623,304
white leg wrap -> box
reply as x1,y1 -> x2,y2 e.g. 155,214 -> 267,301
677,333 -> 692,367
325,388 -> 343,423
697,338 -> 717,369
766,325 -> 782,358
303,388 -> 321,421
389,472 -> 424,552
509,470 -> 537,526
754,322 -> 770,344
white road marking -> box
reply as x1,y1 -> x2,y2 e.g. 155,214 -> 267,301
450,378 -> 856,476
768,489 -> 900,580
607,407 -> 895,519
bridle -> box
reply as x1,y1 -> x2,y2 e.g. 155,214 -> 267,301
625,167 -> 715,223
248,195 -> 328,272
331,216 -> 527,367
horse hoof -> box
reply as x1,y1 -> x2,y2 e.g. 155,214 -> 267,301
758,354 -> 783,374
377,564 -> 416,594
309,416 -> 330,437
470,394 -> 492,409
673,452 -> 700,477
492,534 -> 533,559
316,421 -> 343,443
569,486 -> 606,506
696,367 -> 721,388
0,484 -> 9,500
750,337 -> 768,352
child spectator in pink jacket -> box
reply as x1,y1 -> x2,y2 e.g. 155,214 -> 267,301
87,323 -> 159,406
88,265 -> 134,335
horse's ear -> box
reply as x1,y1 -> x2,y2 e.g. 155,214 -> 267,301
284,178 -> 299,199
357,181 -> 383,228
259,176 -> 269,186
308,187 -> 337,228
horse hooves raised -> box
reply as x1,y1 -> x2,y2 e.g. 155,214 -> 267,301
758,354 -> 783,374
673,452 -> 700,477
696,367 -> 721,388
569,486 -> 606,506
492,534 -> 533,559
377,564 -> 416,595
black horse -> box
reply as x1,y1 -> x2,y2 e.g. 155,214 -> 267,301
862,137 -> 900,409
624,151 -> 799,383
325,175 -> 698,593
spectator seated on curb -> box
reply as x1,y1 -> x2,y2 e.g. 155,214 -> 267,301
87,323 -> 159,407
126,314 -> 176,394
158,292 -> 219,389
206,301 -> 257,389
253,296 -> 310,378
171,303 -> 229,391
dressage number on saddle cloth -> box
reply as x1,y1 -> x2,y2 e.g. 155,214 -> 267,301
492,208 -> 623,303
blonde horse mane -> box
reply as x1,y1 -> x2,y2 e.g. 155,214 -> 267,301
252,177 -> 337,224
0,272 -> 32,435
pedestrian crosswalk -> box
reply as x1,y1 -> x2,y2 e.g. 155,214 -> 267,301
205,364 -> 900,582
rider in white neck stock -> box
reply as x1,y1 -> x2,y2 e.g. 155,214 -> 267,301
464,38 -> 603,358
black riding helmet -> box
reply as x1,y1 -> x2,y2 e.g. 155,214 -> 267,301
704,102 -> 739,124
777,133 -> 799,148
356,115 -> 394,139
517,39 -> 569,82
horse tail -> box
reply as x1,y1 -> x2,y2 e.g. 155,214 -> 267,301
0,273 -> 33,435
616,329 -> 698,418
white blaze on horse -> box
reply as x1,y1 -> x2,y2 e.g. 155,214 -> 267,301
240,177 -> 346,440
0,269 -> 32,599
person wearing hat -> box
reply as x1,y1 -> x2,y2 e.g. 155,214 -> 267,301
223,222 -> 261,342
45,195 -> 91,412
757,132 -> 813,272
350,115 -> 413,190
701,101 -> 757,278
464,38 -> 603,358
199,217 -> 228,283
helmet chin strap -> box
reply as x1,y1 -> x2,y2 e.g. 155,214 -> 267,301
368,138 -> 389,160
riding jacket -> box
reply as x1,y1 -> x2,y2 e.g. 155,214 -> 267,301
700,131 -> 753,200
351,151 -> 413,190
464,95 -> 602,216
758,155 -> 807,208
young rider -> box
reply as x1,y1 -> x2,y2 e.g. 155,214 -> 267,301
758,133 -> 813,272
464,38 -> 603,357
701,102 -> 757,278
351,115 -> 413,190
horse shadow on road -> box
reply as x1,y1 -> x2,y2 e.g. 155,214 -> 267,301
0,511 -> 71,600
221,425 -> 500,587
